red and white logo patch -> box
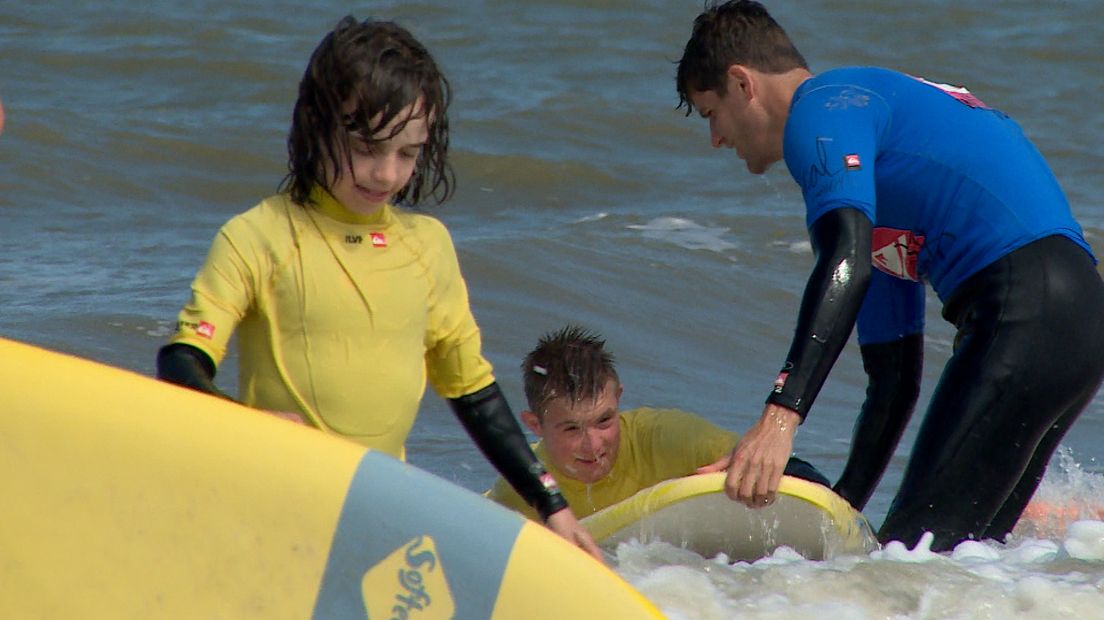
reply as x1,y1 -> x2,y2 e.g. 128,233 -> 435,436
539,472 -> 560,492
196,321 -> 216,339
843,153 -> 862,170
772,371 -> 789,393
370,232 -> 387,247
871,227 -> 925,282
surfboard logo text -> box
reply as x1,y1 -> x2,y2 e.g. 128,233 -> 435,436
362,535 -> 455,620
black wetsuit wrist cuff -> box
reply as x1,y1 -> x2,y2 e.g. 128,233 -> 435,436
528,464 -> 568,520
765,391 -> 808,421
534,488 -> 569,522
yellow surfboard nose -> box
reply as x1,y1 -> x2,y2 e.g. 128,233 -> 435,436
0,337 -> 664,619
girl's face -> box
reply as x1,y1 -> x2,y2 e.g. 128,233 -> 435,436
327,99 -> 428,215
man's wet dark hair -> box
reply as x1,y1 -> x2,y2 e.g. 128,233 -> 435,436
676,1 -> 808,115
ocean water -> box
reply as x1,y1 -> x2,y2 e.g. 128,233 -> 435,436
2,1 -> 1103,617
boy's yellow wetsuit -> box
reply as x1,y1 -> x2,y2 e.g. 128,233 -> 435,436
169,189 -> 494,458
487,408 -> 738,520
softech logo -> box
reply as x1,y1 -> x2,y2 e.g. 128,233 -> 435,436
362,535 -> 454,620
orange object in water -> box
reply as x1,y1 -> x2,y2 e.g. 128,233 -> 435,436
1022,501 -> 1079,522
1018,500 -> 1104,539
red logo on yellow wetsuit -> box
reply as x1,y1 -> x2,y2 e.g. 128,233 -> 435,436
871,227 -> 924,282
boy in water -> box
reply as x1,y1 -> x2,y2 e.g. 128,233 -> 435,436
157,17 -> 598,558
488,325 -> 829,520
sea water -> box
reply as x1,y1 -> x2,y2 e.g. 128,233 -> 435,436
2,2 -> 1102,617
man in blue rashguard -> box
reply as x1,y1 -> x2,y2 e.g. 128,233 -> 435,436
676,1 -> 1104,551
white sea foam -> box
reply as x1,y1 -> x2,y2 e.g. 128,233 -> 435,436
627,217 -> 737,252
615,449 -> 1104,619
770,239 -> 813,254
1064,521 -> 1104,560
573,211 -> 608,223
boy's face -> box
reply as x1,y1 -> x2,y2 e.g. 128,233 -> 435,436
327,99 -> 428,215
522,378 -> 623,484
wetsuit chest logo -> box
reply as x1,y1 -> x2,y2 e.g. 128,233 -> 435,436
343,232 -> 387,247
872,227 -> 924,282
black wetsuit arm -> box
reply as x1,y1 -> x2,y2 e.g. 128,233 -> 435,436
833,333 -> 923,510
448,383 -> 568,521
766,207 -> 872,419
156,343 -> 234,401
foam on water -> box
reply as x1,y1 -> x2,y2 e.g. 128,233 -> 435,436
770,239 -> 813,254
615,449 -> 1104,619
627,217 -> 738,253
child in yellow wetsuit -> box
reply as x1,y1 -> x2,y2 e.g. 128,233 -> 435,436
156,16 -> 598,559
488,325 -> 829,519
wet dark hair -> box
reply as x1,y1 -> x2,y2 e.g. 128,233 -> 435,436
676,1 -> 808,115
280,16 -> 453,207
522,325 -> 620,417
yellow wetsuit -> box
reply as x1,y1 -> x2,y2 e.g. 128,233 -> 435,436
169,188 -> 495,457
487,407 -> 738,520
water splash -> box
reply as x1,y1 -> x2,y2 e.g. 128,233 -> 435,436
615,448 -> 1104,619
1014,446 -> 1104,540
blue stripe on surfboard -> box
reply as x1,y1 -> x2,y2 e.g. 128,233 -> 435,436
312,450 -> 523,618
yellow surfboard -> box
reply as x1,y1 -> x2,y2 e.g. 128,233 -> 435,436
0,337 -> 663,619
581,473 -> 879,561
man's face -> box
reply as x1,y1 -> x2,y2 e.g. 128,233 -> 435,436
689,70 -> 777,174
523,378 -> 622,484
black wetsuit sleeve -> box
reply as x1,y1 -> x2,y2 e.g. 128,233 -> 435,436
766,207 -> 872,419
156,343 -> 234,401
448,383 -> 568,521
833,333 -> 923,510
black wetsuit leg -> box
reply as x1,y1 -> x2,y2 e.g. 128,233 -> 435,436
877,235 -> 1104,551
981,391 -> 1091,540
